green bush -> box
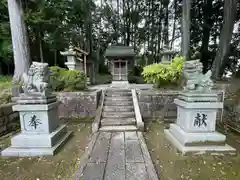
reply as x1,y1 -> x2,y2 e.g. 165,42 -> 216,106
141,56 -> 184,88
132,66 -> 143,76
128,75 -> 145,84
50,66 -> 86,91
0,75 -> 12,83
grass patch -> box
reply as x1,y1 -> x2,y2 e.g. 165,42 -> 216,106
144,122 -> 240,180
0,75 -> 12,90
61,116 -> 94,123
0,76 -> 13,105
0,123 -> 92,180
0,75 -> 12,83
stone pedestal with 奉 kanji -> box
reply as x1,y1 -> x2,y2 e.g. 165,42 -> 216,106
164,59 -> 236,155
1,62 -> 72,157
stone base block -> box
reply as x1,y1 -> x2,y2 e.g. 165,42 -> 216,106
13,102 -> 60,134
1,126 -> 72,157
16,94 -> 57,104
179,92 -> 218,102
11,124 -> 67,148
168,124 -> 226,146
165,128 -> 236,155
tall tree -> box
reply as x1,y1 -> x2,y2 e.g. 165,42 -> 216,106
200,0 -> 213,73
7,0 -> 31,82
163,0 -> 170,47
211,0 -> 237,79
181,0 -> 191,61
170,0 -> 177,49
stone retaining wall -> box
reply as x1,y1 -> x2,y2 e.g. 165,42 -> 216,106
0,103 -> 19,136
137,90 -> 179,121
222,101 -> 240,132
137,89 -> 224,122
57,90 -> 102,118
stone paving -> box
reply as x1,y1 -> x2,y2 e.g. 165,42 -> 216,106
73,131 -> 159,180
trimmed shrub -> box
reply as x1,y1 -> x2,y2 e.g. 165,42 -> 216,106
128,75 -> 145,84
141,56 -> 184,88
50,66 -> 86,91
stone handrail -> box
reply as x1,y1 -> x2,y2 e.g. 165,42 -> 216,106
131,89 -> 144,131
92,90 -> 105,133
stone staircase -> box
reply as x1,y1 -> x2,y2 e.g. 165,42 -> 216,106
99,88 -> 138,132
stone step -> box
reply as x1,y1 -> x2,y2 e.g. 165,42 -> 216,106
104,101 -> 133,106
101,118 -> 136,126
103,105 -> 134,112
105,96 -> 132,101
99,125 -> 138,132
102,112 -> 135,118
107,89 -> 131,92
106,90 -> 132,95
105,93 -> 132,97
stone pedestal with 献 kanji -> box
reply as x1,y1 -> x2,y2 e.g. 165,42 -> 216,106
164,60 -> 236,155
1,62 -> 72,157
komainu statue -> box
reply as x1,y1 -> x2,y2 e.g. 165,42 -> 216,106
183,59 -> 213,92
22,62 -> 50,96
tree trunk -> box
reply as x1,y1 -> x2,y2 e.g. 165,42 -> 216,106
126,0 -> 131,46
7,0 -> 30,83
170,0 -> 177,49
200,0 -> 213,73
150,0 -> 154,54
163,0 -> 169,47
54,49 -> 57,65
147,0 -> 151,52
181,0 -> 191,61
39,31 -> 44,63
211,0 -> 237,79
117,0 -> 120,44
157,2 -> 163,56
123,0 -> 126,45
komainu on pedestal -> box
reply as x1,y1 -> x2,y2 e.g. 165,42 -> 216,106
164,59 -> 236,155
1,62 -> 72,157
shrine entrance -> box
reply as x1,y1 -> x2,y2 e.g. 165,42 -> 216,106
112,60 -> 128,81
105,45 -> 135,83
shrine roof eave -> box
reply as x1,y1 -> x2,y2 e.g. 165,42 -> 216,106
105,45 -> 135,58
106,56 -> 135,60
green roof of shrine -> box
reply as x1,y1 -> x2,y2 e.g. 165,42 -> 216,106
105,45 -> 135,58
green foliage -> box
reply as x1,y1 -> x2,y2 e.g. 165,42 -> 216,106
128,66 -> 145,84
132,65 -> 143,76
0,0 -> 238,78
49,66 -> 65,91
0,75 -> 12,105
128,75 -> 145,84
0,75 -> 12,83
98,64 -> 109,74
0,0 -> 12,65
50,66 -> 86,91
95,74 -> 112,85
141,56 -> 184,88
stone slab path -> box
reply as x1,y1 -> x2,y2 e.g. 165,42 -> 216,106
73,131 -> 159,180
